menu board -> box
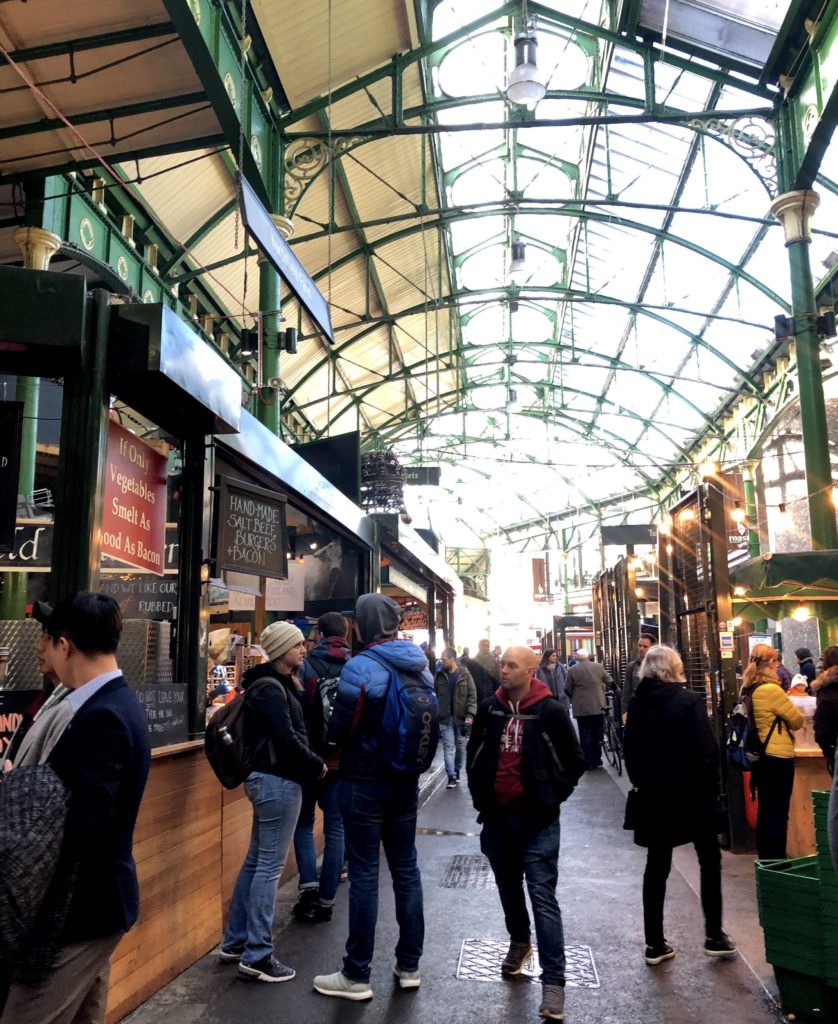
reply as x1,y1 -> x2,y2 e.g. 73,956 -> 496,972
216,476 -> 287,579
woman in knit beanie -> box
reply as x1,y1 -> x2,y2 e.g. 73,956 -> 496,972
220,620 -> 325,982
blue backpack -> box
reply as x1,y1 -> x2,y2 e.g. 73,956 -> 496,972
361,649 -> 440,773
727,684 -> 780,771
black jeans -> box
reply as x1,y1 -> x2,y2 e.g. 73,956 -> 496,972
642,831 -> 723,947
753,755 -> 795,860
576,715 -> 603,769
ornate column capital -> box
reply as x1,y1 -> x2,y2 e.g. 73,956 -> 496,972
13,226 -> 62,270
256,214 -> 294,265
770,189 -> 820,245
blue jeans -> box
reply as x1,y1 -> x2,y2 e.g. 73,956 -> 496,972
440,720 -> 467,779
223,772 -> 302,965
339,778 -> 424,982
480,814 -> 566,985
293,775 -> 344,904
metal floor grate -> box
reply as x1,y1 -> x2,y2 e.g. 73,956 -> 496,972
456,939 -> 600,988
440,854 -> 496,889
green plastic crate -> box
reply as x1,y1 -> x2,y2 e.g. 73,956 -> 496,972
774,967 -> 838,1022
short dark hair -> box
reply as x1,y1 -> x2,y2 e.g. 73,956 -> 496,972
441,647 -> 457,659
46,592 -> 122,655
822,646 -> 838,670
317,612 -> 348,639
640,633 -> 656,644
795,647 -> 813,660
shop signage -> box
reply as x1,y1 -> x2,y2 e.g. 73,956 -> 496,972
216,476 -> 287,579
0,521 -> 179,573
0,402 -> 23,552
392,595 -> 428,630
601,524 -> 656,546
238,174 -> 335,344
0,689 -> 39,760
403,466 -> 441,486
265,562 -> 305,611
102,422 -> 168,575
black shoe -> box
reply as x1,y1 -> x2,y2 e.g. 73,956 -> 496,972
501,940 -> 533,976
311,903 -> 333,922
446,777 -> 457,789
238,954 -> 295,982
704,932 -> 737,957
293,890 -> 319,922
645,942 -> 675,965
218,943 -> 244,963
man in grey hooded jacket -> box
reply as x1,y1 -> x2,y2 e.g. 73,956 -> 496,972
313,594 -> 435,1002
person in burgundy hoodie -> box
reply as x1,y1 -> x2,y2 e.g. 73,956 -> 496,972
466,646 -> 584,1023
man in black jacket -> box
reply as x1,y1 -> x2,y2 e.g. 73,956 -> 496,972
1,592 -> 150,1024
467,646 -> 585,1023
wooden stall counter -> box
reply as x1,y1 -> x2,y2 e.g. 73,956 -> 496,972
104,744 -> 318,1023
787,750 -> 832,858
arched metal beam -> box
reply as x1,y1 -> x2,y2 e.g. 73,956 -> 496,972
295,205 -> 789,314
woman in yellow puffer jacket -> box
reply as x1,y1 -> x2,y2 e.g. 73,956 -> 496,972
741,644 -> 804,858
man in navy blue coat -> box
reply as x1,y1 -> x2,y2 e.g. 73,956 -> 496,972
1,592 -> 151,1024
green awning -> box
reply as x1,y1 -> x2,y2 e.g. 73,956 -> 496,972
730,551 -> 838,622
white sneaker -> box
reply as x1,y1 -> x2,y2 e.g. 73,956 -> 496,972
313,971 -> 373,1001
394,964 -> 421,989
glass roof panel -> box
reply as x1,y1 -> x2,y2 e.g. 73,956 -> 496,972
449,158 -> 506,206
449,215 -> 505,253
437,32 -> 505,98
510,305 -> 553,343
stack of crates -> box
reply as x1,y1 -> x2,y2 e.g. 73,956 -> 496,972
813,791 -> 838,992
754,791 -> 838,1021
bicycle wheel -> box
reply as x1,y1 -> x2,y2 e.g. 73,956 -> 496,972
603,719 -> 622,775
609,721 -> 623,776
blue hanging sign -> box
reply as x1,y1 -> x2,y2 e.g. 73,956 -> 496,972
237,174 -> 334,344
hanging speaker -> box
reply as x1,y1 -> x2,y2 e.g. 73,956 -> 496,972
283,327 -> 298,354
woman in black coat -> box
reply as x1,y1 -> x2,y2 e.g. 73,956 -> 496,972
813,645 -> 838,774
623,645 -> 736,966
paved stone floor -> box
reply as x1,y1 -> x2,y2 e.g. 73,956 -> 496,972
124,761 -> 784,1024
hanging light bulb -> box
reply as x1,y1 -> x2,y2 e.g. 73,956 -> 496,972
791,604 -> 811,622
508,241 -> 527,282
731,500 -> 746,523
506,21 -> 547,107
777,502 -> 790,526
698,459 -> 719,479
733,586 -> 746,597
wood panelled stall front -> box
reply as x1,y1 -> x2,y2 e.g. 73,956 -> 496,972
104,745 -> 310,1023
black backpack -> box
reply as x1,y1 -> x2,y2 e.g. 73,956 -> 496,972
306,655 -> 343,748
727,684 -> 781,771
204,679 -> 273,789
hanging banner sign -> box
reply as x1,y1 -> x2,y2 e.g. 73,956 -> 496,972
238,174 -> 334,343
216,476 -> 288,579
0,521 -> 179,574
403,466 -> 441,486
102,422 -> 168,575
0,402 -> 23,553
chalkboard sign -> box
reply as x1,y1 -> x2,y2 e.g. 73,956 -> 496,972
134,683 -> 188,745
216,476 -> 287,579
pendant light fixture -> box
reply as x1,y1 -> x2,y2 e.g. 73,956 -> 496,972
506,16 -> 546,108
508,240 -> 527,282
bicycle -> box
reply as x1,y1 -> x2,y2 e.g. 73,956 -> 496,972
601,695 -> 623,776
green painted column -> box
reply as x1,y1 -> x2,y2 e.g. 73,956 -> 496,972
742,475 -> 761,559
0,218 -> 62,617
770,190 -> 838,649
256,258 -> 280,436
0,377 -> 39,618
49,290 -> 110,600
176,433 -> 213,737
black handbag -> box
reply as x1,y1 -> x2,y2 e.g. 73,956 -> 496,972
623,788 -> 640,830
